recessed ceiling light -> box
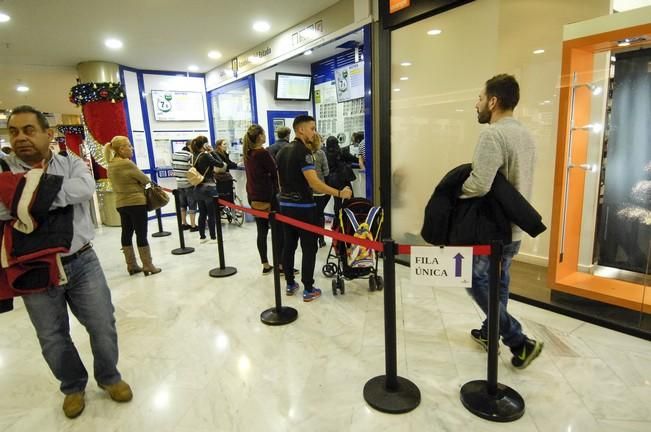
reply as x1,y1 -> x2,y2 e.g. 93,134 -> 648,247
400,77 -> 408,81
16,85 -> 29,92
188,65 -> 199,72
618,40 -> 631,47
533,49 -> 545,54
208,51 -> 222,59
393,88 -> 401,92
105,38 -> 123,49
400,62 -> 412,67
304,50 -> 313,56
0,12 -> 10,23
455,109 -> 464,112
427,29 -> 442,36
253,21 -> 270,32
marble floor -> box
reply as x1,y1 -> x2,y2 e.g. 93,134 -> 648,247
0,219 -> 650,432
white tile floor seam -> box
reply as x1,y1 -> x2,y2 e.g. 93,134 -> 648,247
0,219 -> 650,431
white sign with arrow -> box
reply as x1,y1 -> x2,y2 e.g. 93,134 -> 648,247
410,246 -> 473,288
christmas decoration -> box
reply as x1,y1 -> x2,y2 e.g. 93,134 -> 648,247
57,125 -> 84,135
69,82 -> 125,106
81,118 -> 108,168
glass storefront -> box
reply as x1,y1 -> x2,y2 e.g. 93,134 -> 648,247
208,76 -> 257,162
386,0 -> 651,336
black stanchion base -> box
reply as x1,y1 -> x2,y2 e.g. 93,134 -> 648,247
460,380 -> 525,422
209,267 -> 237,278
152,231 -> 171,237
260,306 -> 298,326
172,247 -> 195,255
363,375 -> 421,414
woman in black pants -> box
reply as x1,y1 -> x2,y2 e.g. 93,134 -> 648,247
243,124 -> 283,274
105,136 -> 161,276
325,136 -> 357,217
312,134 -> 330,248
191,136 -> 224,243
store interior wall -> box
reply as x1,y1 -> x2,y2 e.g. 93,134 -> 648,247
122,69 -> 210,215
142,73 -> 211,167
254,61 -> 313,142
389,0 -> 610,264
0,64 -> 81,143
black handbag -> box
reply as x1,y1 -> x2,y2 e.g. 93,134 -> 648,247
145,183 -> 170,211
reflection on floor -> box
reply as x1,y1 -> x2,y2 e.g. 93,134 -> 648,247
510,262 -> 651,334
0,221 -> 650,431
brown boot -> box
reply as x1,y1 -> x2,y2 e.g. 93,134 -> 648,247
137,246 -> 161,276
99,380 -> 133,402
62,391 -> 85,418
121,246 -> 142,275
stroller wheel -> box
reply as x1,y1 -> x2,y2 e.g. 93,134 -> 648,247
322,263 -> 337,278
332,279 -> 338,296
368,277 -> 376,292
339,279 -> 345,295
375,275 -> 384,291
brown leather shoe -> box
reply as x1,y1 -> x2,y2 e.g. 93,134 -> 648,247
99,380 -> 133,402
62,391 -> 85,419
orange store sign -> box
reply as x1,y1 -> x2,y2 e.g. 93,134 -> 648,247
389,0 -> 410,14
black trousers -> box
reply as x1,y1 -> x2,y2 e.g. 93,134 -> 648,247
254,213 -> 284,265
281,206 -> 318,290
118,204 -> 149,247
314,194 -> 331,239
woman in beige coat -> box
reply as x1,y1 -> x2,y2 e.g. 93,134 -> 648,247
104,136 -> 161,276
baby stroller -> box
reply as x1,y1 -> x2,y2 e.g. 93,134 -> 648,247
322,198 -> 384,295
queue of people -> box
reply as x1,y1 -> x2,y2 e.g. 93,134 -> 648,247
1,73 -> 547,422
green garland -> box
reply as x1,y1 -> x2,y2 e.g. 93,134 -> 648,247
69,82 -> 125,106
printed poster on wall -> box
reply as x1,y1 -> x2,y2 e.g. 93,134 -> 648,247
334,62 -> 364,103
151,90 -> 205,122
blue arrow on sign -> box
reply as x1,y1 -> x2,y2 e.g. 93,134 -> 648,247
453,253 -> 464,277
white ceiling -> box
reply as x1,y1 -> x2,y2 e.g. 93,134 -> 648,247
0,0 -> 341,71
614,0 -> 651,11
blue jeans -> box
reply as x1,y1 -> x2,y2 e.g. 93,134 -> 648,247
22,248 -> 121,394
468,241 -> 525,349
194,183 -> 218,239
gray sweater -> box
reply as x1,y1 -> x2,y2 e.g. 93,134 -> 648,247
462,117 -> 536,240
312,149 -> 330,195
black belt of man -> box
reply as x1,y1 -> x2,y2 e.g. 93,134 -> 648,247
61,243 -> 93,265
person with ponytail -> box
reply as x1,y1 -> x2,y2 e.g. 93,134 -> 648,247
104,136 -> 161,276
243,124 -> 284,274
190,135 -> 225,243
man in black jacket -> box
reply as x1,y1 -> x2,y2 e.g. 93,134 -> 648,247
462,74 -> 543,369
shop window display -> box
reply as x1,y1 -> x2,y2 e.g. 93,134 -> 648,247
595,48 -> 651,277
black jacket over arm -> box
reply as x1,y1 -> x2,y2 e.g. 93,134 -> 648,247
421,164 -> 546,246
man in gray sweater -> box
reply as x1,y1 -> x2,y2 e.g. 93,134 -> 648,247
462,74 -> 543,369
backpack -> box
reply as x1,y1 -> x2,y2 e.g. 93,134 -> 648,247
342,206 -> 382,268
186,154 -> 207,186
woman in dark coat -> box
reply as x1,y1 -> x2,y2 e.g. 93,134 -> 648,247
325,136 -> 357,217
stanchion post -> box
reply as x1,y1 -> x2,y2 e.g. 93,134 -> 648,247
209,199 -> 237,278
151,207 -> 171,238
171,189 -> 194,255
260,211 -> 298,325
363,239 -> 421,414
459,240 -> 525,422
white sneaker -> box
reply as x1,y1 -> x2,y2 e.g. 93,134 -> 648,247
208,239 -> 218,244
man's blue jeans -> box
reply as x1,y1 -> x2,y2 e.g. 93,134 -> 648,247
22,248 -> 122,394
468,240 -> 525,349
